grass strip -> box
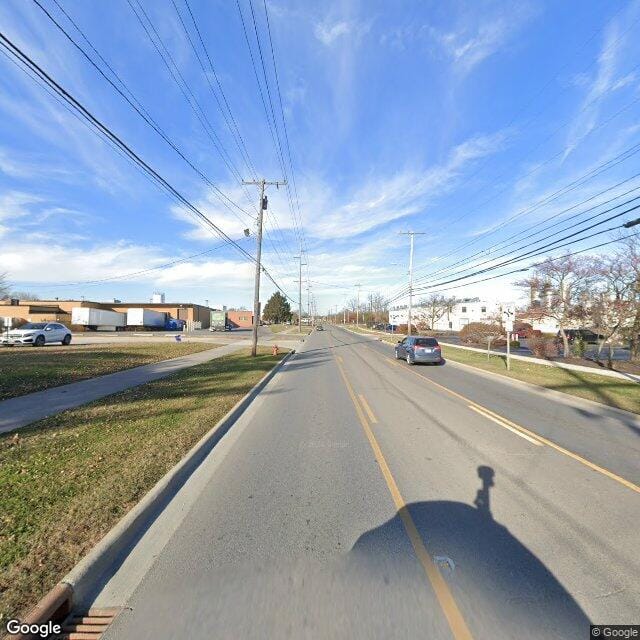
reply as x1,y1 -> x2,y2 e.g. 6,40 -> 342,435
439,346 -> 640,415
0,342 -> 218,401
0,349 -> 281,624
343,326 -> 640,414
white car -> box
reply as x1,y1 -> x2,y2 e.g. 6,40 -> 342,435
1,322 -> 72,347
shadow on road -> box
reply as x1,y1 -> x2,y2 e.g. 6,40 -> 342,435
350,465 -> 591,639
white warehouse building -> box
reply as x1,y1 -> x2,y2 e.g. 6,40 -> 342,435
389,299 -> 512,331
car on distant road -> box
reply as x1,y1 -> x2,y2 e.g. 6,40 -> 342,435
316,325 -> 324,331
395,336 -> 442,365
1,322 -> 72,347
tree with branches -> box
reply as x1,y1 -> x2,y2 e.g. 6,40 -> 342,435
518,255 -> 594,358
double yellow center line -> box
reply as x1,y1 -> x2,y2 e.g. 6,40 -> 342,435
334,356 -> 474,640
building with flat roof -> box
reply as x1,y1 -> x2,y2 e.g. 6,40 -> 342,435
0,298 -> 213,329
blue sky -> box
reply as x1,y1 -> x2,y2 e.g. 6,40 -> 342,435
1,0 -> 639,313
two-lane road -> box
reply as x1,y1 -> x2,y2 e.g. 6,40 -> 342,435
98,325 -> 640,640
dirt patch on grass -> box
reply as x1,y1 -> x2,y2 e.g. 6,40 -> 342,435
0,342 -> 219,400
0,350 -> 280,624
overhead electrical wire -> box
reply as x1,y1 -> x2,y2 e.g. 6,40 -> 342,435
32,0 -> 252,224
386,218 -> 639,305
126,0 -> 249,192
0,31 -> 296,302
402,232 -> 640,298
384,145 -> 640,302
236,0 -> 307,263
390,193 -> 640,300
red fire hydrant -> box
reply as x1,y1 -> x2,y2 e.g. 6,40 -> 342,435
272,344 -> 279,356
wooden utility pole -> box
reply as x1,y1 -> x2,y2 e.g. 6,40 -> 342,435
243,178 -> 286,356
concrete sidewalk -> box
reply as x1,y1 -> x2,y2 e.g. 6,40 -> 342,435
0,340 -> 298,435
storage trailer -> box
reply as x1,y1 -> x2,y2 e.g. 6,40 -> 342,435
71,307 -> 126,331
126,308 -> 167,328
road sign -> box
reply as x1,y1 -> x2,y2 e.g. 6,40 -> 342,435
502,306 -> 515,332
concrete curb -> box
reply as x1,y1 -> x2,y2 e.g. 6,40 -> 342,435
340,325 -> 640,422
11,350 -> 293,639
442,355 -> 640,424
340,325 -> 640,383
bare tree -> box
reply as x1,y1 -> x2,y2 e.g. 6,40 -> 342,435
8,290 -> 40,301
590,253 -> 635,361
417,294 -> 455,330
0,273 -> 9,299
519,255 -> 594,358
617,235 -> 640,360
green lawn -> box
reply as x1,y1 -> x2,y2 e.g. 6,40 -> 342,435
268,323 -> 291,333
343,326 -> 640,415
0,349 -> 282,624
0,342 -> 219,401
439,346 -> 640,415
268,323 -> 312,336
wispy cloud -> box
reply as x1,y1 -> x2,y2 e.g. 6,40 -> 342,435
427,3 -> 534,74
314,20 -> 353,46
307,131 -> 507,239
562,6 -> 639,160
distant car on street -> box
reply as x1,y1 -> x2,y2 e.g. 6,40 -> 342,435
316,325 -> 324,331
395,336 -> 442,365
1,322 -> 72,347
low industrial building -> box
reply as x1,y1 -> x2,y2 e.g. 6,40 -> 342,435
227,310 -> 253,329
0,298 -> 213,330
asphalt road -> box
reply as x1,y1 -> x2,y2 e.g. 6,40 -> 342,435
98,325 -> 640,640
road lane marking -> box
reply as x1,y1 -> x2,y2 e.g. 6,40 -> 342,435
358,394 -> 378,423
376,352 -> 640,495
337,355 -> 344,363
335,357 -> 474,640
468,405 -> 543,446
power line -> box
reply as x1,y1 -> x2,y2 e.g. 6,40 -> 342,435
27,239 -> 240,288
392,193 -> 640,299
390,144 -> 640,299
126,0 -> 248,189
407,232 -> 640,298
388,218 -> 639,304
0,30 -> 295,301
33,0 -> 252,223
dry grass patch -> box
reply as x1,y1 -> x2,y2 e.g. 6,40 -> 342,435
0,350 -> 281,624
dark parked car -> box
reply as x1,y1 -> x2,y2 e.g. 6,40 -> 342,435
395,336 -> 442,365
558,329 -> 603,344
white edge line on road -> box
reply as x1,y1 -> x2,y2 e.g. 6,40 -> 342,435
467,405 -> 543,446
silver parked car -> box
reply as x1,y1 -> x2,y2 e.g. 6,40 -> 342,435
1,322 -> 72,347
395,336 -> 442,365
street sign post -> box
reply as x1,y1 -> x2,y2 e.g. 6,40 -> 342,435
502,306 -> 515,371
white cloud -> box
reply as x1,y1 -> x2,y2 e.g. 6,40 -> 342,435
562,9 -> 638,160
428,4 -> 534,74
171,184 -> 257,242
314,20 -> 352,46
0,191 -> 42,222
306,131 -> 506,239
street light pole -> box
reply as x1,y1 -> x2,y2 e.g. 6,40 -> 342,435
355,284 -> 362,327
243,178 -> 286,356
399,231 -> 425,336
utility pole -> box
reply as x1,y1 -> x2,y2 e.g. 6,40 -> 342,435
294,250 -> 306,334
355,284 -> 362,327
398,232 -> 425,336
243,178 -> 286,356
